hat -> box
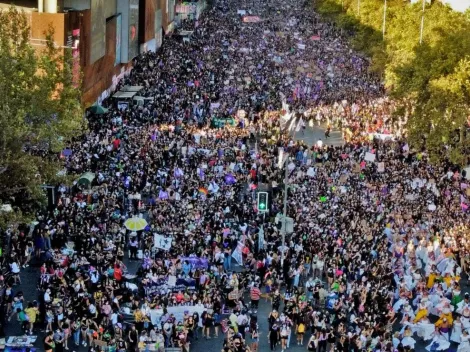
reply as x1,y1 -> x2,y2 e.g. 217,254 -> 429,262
116,323 -> 122,329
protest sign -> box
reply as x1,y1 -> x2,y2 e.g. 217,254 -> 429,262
154,234 -> 172,251
310,35 -> 321,41
365,152 -> 376,162
243,16 -> 261,23
237,9 -> 246,15
297,43 -> 306,50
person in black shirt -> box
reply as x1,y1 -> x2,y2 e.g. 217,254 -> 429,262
43,330 -> 55,352
128,324 -> 139,351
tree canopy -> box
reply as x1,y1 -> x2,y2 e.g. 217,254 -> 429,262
0,7 -> 85,228
316,0 -> 470,165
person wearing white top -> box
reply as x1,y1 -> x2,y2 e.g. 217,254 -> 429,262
10,260 -> 21,285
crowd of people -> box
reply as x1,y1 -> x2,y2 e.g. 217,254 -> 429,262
2,0 -> 470,352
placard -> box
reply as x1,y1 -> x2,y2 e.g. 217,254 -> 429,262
365,152 -> 376,162
377,162 -> 385,172
154,234 -> 172,251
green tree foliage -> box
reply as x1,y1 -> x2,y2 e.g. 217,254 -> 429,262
316,0 -> 470,165
0,7 -> 85,228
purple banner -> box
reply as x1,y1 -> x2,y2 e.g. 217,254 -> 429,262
180,257 -> 209,269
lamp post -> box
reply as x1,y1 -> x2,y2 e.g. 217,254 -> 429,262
420,0 -> 425,44
382,0 -> 387,40
281,156 -> 289,267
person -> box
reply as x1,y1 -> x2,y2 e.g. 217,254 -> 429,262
129,236 -> 139,260
268,321 -> 279,351
250,283 -> 261,313
9,258 -> 21,285
307,333 -> 318,352
24,302 -> 38,335
43,330 -> 55,352
251,323 -> 259,352
128,324 -> 139,351
296,320 -> 305,346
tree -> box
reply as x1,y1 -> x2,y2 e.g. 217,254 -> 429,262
0,7 -> 85,228
315,0 -> 470,164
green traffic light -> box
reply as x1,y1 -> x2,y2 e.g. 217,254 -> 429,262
259,203 -> 266,209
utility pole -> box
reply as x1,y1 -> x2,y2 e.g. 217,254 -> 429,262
382,0 -> 387,40
281,156 -> 289,267
419,0 -> 425,44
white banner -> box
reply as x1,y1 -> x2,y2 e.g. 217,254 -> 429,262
154,234 -> 172,251
150,305 -> 206,325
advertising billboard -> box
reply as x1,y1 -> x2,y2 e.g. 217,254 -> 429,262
72,29 -> 80,87
128,0 -> 140,61
155,9 -> 162,48
115,14 -> 122,66
90,0 -> 106,64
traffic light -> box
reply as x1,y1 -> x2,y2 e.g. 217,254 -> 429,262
257,192 -> 268,212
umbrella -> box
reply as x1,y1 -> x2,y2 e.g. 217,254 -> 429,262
124,217 -> 148,231
89,104 -> 109,115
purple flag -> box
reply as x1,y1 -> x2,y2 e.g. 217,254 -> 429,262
225,174 -> 236,185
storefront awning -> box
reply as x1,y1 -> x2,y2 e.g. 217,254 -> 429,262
112,91 -> 138,99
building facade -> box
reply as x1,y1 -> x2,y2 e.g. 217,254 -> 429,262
0,0 -> 176,105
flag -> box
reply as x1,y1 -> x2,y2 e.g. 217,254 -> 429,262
295,118 -> 304,132
197,168 -> 205,180
280,111 -> 291,130
231,242 -> 244,265
225,174 -> 236,185
174,167 -> 184,178
198,187 -> 208,195
278,148 -> 288,169
288,115 -> 297,132
310,35 -> 321,41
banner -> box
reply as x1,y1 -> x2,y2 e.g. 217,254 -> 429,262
115,14 -> 122,66
154,234 -> 172,250
90,0 -> 106,64
144,277 -> 196,296
179,256 -> 209,269
150,305 -> 205,325
243,16 -> 261,23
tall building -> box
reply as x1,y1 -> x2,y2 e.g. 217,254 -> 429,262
0,0 -> 177,105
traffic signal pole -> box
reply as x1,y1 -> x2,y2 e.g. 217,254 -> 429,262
281,156 -> 289,267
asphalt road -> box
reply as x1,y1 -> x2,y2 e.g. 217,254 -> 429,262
5,259 -> 466,352
291,122 -> 344,147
